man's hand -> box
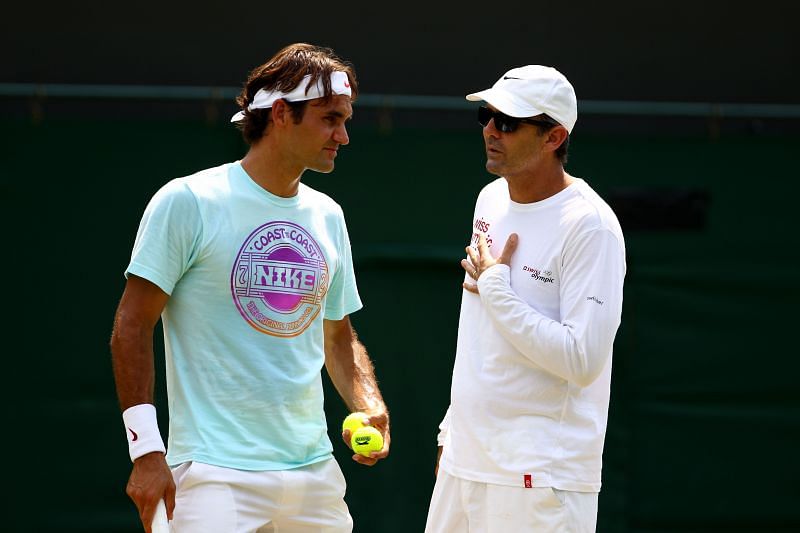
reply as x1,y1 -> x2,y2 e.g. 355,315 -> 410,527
462,233 -> 518,293
341,411 -> 391,467
126,452 -> 175,533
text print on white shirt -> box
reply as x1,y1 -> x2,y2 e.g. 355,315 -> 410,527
521,265 -> 555,284
471,217 -> 493,247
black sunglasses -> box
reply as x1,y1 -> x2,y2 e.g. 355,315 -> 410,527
477,106 -> 558,133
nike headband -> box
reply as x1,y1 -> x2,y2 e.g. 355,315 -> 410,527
230,71 -> 352,122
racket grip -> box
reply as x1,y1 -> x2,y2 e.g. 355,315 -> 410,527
151,499 -> 170,533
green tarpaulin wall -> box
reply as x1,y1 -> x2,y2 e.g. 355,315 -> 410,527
3,116 -> 798,532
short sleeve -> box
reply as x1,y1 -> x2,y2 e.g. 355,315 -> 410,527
125,179 -> 203,295
323,208 -> 362,320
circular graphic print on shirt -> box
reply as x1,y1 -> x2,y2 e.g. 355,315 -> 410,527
231,221 -> 329,337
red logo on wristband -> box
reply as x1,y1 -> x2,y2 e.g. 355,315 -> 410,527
128,428 -> 139,442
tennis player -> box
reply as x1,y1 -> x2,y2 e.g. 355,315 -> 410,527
425,65 -> 626,532
111,43 -> 390,532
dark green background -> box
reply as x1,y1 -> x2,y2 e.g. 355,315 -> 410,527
4,1 -> 799,104
3,108 -> 799,532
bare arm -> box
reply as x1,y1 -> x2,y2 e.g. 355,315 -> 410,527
110,274 -> 175,532
324,316 -> 390,466
112,275 -> 169,409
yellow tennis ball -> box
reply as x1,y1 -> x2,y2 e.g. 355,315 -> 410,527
351,426 -> 383,457
342,412 -> 367,435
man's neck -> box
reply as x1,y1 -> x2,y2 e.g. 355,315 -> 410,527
505,159 -> 573,204
240,141 -> 304,198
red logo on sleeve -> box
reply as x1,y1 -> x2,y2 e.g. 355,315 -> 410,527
523,474 -> 533,488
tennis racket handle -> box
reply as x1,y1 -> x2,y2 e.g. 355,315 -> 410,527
151,499 -> 170,533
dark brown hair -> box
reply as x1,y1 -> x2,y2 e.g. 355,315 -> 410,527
234,43 -> 358,145
533,114 -> 570,164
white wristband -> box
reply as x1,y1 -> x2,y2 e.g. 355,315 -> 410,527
122,404 -> 166,462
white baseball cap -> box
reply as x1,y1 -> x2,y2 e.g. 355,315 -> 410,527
466,65 -> 578,133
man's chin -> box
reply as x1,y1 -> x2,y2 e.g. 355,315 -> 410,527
485,160 -> 503,176
307,163 -> 335,174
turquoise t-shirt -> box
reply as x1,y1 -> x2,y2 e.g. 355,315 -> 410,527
126,161 -> 362,470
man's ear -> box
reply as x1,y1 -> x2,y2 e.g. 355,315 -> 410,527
544,126 -> 568,153
270,99 -> 289,127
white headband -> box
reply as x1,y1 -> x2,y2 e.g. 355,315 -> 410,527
230,71 -> 352,122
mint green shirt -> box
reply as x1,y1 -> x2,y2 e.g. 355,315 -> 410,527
126,162 -> 362,470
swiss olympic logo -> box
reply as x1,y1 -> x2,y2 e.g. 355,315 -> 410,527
231,221 -> 329,337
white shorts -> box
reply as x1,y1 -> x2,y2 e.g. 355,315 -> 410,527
425,470 -> 598,533
169,458 -> 352,532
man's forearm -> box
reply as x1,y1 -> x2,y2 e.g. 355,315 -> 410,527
111,323 -> 157,411
477,265 -> 618,387
329,337 -> 386,413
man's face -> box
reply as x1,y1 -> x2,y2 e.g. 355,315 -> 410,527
284,94 -> 352,174
482,105 -> 547,178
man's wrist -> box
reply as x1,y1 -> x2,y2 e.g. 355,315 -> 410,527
122,404 -> 166,462
478,263 -> 510,291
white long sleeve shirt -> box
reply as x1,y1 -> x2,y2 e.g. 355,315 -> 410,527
438,177 -> 626,492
